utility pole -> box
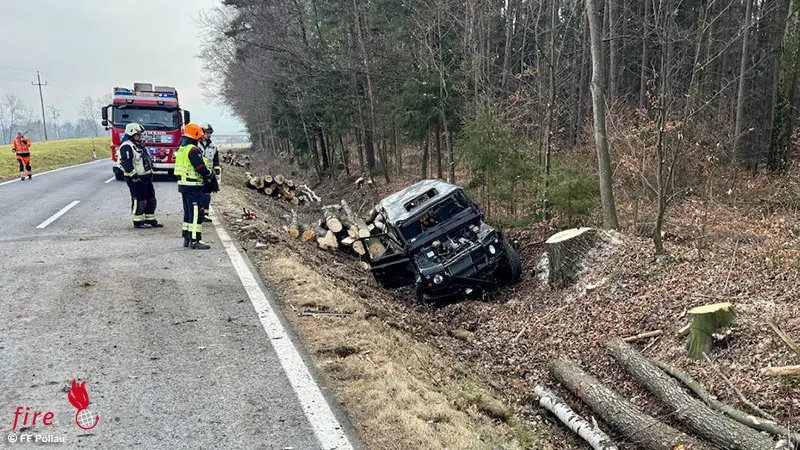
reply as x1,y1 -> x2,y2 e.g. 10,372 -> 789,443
32,71 -> 48,140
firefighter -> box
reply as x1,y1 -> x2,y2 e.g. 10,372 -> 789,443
198,122 -> 220,223
12,131 -> 33,181
175,123 -> 216,249
119,123 -> 163,228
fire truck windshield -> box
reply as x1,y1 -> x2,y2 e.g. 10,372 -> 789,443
113,106 -> 180,131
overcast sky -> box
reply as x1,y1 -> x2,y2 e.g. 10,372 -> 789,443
0,0 -> 244,134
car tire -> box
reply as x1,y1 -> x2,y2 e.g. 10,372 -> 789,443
113,168 -> 124,181
496,239 -> 522,284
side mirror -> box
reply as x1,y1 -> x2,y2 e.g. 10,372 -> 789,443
101,106 -> 108,121
101,119 -> 108,127
183,110 -> 190,124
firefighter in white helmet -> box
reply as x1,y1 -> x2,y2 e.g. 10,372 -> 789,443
198,122 -> 220,222
119,123 -> 163,228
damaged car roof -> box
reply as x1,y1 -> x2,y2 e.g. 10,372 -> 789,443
379,179 -> 461,224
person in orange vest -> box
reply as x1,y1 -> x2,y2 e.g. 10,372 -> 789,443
12,131 -> 33,181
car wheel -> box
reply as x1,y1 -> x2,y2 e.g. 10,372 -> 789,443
496,239 -> 522,284
113,168 -> 124,181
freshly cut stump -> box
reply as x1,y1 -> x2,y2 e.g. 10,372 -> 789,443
546,227 -> 599,288
686,302 -> 736,359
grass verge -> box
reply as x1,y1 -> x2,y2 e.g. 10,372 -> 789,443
0,137 -> 111,180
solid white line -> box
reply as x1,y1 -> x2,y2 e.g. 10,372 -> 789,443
0,158 -> 110,187
104,176 -> 115,184
214,216 -> 354,450
36,201 -> 81,229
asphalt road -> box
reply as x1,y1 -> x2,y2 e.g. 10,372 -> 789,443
0,161 -> 358,449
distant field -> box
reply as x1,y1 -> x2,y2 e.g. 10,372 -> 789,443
0,137 -> 111,180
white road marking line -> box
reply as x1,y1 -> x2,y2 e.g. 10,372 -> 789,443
104,176 -> 116,184
0,158 -> 110,187
36,201 -> 81,229
214,214 -> 354,450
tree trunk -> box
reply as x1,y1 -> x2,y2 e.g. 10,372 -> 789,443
422,128 -> 430,178
549,356 -> 712,450
534,386 -> 620,450
733,0 -> 754,166
768,2 -> 800,173
435,121 -> 443,179
575,13 -> 590,146
639,0 -> 650,107
606,339 -> 778,450
652,360 -> 800,444
607,0 -> 619,99
352,0 -> 378,175
586,0 -> 619,229
319,130 -> 330,170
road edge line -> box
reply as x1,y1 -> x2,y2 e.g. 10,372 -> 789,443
213,218 -> 357,450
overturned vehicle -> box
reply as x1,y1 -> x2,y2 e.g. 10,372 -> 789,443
360,179 -> 522,302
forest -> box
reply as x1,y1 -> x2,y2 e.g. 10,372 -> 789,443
203,0 -> 800,242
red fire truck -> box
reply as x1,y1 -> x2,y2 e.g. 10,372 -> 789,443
101,82 -> 190,180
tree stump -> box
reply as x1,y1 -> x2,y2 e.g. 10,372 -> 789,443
546,227 -> 599,288
686,302 -> 736,359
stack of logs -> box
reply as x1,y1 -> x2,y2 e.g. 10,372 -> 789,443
221,151 -> 250,168
284,200 -> 386,260
246,173 -> 322,206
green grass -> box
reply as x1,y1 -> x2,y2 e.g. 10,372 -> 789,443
0,137 -> 112,180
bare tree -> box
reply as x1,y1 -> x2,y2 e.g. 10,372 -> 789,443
4,94 -> 27,143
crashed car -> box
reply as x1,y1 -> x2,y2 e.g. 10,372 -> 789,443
361,179 -> 522,302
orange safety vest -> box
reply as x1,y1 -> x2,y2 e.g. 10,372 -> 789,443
13,137 -> 31,156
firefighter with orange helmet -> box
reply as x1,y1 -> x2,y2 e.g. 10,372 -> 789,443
12,131 -> 33,181
174,123 -> 216,249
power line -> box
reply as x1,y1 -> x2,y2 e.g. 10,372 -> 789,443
32,71 -> 48,140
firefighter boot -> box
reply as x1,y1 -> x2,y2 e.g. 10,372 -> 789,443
190,240 -> 211,250
182,230 -> 191,248
146,220 -> 164,228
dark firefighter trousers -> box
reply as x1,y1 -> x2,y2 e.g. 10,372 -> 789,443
125,174 -> 158,225
181,188 -> 206,242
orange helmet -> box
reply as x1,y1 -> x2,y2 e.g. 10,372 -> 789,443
183,123 -> 204,140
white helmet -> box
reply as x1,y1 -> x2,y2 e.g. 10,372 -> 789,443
200,122 -> 213,133
125,123 -> 144,136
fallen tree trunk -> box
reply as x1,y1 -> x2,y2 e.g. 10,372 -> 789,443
652,360 -> 800,444
317,230 -> 339,250
549,356 -> 711,450
606,339 -> 777,450
546,227 -> 599,288
763,365 -> 800,377
534,385 -> 619,450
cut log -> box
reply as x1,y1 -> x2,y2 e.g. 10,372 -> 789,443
549,356 -> 711,450
652,360 -> 800,444
274,174 -> 286,185
359,261 -> 371,271
264,185 -> 275,196
622,330 -> 663,343
606,339 -> 777,450
545,227 -> 599,288
301,229 -> 317,241
686,302 -> 736,359
341,236 -> 357,247
291,196 -> 301,206
763,365 -> 800,377
365,205 -> 380,224
534,385 -> 620,450
264,175 -> 274,184
286,179 -> 295,188
323,209 -> 343,233
317,230 -> 339,250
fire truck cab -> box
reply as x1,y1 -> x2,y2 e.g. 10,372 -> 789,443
101,82 -> 190,180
